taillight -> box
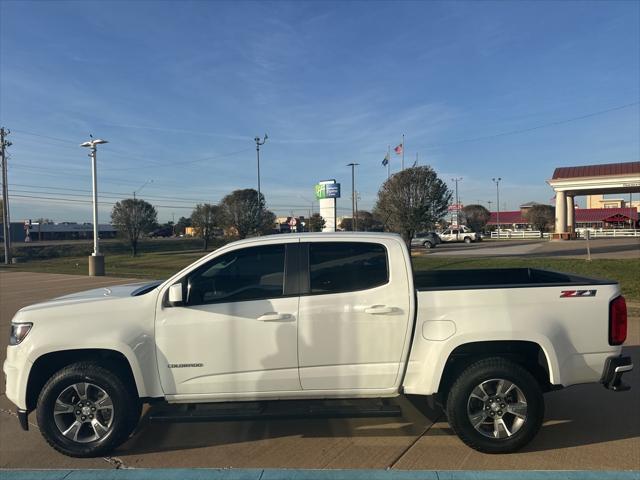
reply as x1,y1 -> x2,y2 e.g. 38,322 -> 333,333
609,296 -> 627,346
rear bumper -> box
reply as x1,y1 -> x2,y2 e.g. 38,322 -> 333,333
601,356 -> 633,391
17,409 -> 29,431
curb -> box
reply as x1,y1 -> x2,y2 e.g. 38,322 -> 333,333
1,470 -> 638,480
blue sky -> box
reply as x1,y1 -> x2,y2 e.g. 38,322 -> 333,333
1,0 -> 639,223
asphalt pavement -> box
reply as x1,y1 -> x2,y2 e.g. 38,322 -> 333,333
416,237 -> 640,258
1,271 -> 638,471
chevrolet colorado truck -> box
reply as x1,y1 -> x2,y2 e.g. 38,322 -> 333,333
4,233 -> 632,457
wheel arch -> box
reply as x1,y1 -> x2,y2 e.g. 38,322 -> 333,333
26,348 -> 142,411
436,340 -> 556,402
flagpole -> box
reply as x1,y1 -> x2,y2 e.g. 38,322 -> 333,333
387,145 -> 390,179
401,133 -> 405,170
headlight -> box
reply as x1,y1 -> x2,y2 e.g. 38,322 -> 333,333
9,323 -> 33,345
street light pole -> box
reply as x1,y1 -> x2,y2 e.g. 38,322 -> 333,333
347,163 -> 359,231
254,134 -> 268,209
492,177 -> 502,239
1,127 -> 12,265
81,137 -> 108,276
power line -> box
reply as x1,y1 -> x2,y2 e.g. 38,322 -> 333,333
422,101 -> 640,149
10,130 -> 78,145
10,192 -> 354,212
10,194 -> 195,210
107,147 -> 255,171
11,130 -> 254,170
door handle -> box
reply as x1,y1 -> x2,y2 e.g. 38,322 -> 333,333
364,305 -> 394,315
257,312 -> 293,322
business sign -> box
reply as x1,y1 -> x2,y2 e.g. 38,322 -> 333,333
315,183 -> 341,199
448,203 -> 463,212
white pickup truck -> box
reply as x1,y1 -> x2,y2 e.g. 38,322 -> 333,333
4,233 -> 632,457
439,225 -> 481,243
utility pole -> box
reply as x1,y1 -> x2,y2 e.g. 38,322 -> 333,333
81,136 -> 108,276
451,177 -> 462,240
1,127 -> 12,265
347,163 -> 359,231
355,191 -> 360,230
133,179 -> 152,201
132,180 -> 151,245
492,177 -> 502,239
254,134 -> 268,210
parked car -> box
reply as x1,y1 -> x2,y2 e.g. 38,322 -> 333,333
148,226 -> 174,238
4,233 -> 632,457
411,231 -> 442,249
439,225 -> 481,243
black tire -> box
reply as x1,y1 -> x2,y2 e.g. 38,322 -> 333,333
445,357 -> 544,454
36,362 -> 140,457
424,241 -> 433,249
464,236 -> 472,244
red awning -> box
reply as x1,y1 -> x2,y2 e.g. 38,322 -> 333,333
552,161 -> 640,180
486,207 -> 638,225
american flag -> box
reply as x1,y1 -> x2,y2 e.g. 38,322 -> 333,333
394,144 -> 403,155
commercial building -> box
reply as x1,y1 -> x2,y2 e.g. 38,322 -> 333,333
0,222 -> 118,243
487,207 -> 638,230
546,161 -> 640,239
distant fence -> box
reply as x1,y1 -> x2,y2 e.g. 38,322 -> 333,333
490,230 -> 549,239
577,228 -> 640,238
490,229 -> 640,239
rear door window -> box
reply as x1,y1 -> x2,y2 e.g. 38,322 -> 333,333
307,242 -> 388,295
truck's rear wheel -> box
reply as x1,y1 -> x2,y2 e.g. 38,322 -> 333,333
445,357 -> 544,453
36,362 -> 139,457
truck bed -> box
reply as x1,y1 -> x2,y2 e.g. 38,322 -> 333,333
413,268 -> 616,291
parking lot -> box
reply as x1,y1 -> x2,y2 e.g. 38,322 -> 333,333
415,237 -> 640,259
1,270 -> 638,471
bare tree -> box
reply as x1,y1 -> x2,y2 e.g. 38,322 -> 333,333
355,210 -> 383,231
461,204 -> 491,232
374,166 -> 451,244
308,213 -> 325,232
174,216 -> 192,235
111,198 -> 157,256
191,203 -> 220,250
259,209 -> 277,235
219,189 -> 275,239
524,204 -> 555,233
340,211 -> 382,231
339,217 -> 354,231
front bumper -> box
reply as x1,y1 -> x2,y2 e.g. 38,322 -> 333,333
601,356 -> 633,391
3,353 -> 31,410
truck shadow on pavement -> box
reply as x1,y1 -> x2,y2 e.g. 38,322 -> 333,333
421,345 -> 639,453
117,345 -> 639,458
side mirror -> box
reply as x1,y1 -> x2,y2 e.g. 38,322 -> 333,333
168,283 -> 184,306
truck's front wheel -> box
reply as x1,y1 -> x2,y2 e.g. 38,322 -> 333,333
36,362 -> 139,457
445,357 -> 544,453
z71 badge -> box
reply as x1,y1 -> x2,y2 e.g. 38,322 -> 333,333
560,290 -> 597,298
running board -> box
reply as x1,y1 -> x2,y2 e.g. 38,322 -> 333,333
147,399 -> 402,423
